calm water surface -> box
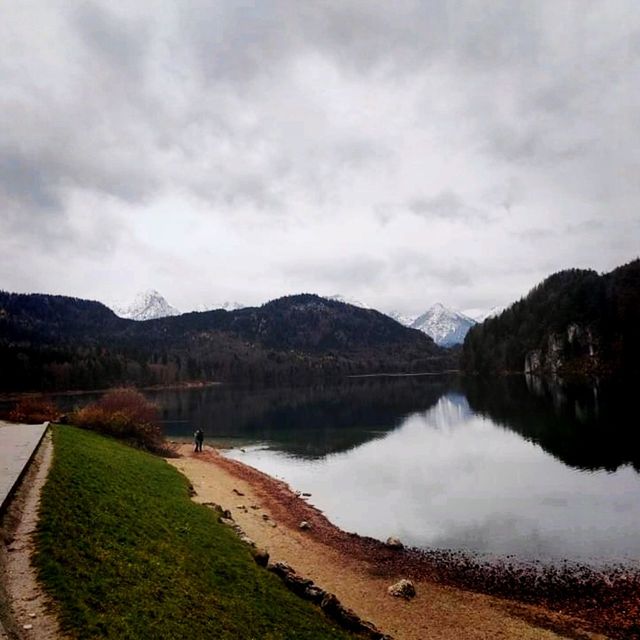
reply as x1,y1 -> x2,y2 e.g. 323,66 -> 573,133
62,376 -> 640,564
229,392 -> 639,563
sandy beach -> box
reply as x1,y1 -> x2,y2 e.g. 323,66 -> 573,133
168,444 -> 616,640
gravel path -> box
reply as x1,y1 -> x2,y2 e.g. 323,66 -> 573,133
0,432 -> 64,640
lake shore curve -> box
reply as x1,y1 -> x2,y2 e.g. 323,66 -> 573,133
168,444 -> 637,640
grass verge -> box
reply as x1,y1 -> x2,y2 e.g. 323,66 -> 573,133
36,425 -> 354,639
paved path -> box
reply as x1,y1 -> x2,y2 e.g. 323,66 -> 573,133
0,421 -> 48,517
0,421 -> 48,638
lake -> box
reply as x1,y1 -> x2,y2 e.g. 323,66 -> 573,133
54,375 -> 640,565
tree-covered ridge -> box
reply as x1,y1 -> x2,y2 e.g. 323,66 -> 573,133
0,292 -> 451,391
462,259 -> 640,376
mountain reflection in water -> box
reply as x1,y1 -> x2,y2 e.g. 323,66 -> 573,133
224,386 -> 640,562
155,375 -> 639,473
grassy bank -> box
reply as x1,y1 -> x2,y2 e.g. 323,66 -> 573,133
36,425 -> 353,639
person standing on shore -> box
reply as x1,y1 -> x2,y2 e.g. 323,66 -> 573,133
194,428 -> 204,452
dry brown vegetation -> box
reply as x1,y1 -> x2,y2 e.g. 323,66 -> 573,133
8,396 -> 59,423
71,388 -> 168,453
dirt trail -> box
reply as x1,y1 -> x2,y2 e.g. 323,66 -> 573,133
0,433 -> 64,640
170,445 -> 604,640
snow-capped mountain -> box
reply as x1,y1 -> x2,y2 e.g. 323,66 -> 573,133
192,301 -> 246,313
386,310 -> 415,327
326,295 -> 370,309
411,303 -> 476,346
112,290 -> 181,321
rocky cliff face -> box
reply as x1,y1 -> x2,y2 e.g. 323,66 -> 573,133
524,322 -> 600,376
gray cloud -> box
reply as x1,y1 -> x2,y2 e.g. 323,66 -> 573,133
0,149 -> 60,210
408,191 -> 487,222
73,2 -> 149,81
281,255 -> 388,291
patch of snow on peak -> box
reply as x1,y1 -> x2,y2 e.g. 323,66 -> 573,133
326,295 -> 370,309
385,310 -> 415,327
192,301 -> 246,312
473,305 -> 507,323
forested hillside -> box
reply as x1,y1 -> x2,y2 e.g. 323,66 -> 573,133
462,259 -> 640,377
0,292 -> 451,391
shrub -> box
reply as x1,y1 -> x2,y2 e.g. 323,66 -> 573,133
71,388 -> 167,453
8,396 -> 59,424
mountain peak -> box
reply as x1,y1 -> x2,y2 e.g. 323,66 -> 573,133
112,290 -> 180,321
411,303 -> 476,346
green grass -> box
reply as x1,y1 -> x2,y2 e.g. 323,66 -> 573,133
36,425 -> 354,639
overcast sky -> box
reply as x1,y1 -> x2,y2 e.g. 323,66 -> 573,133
1,1 -> 639,317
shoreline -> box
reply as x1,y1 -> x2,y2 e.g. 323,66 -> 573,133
0,381 -> 222,403
169,444 -> 638,639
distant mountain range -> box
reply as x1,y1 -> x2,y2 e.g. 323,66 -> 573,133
2,259 -> 637,391
382,304 -> 475,346
323,297 -> 479,346
0,292 -> 452,391
111,290 -> 246,320
109,291 -> 481,347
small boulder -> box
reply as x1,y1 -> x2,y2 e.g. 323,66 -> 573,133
269,561 -> 294,577
252,548 -> 270,567
299,521 -> 312,530
387,579 -> 416,599
283,573 -> 314,595
239,535 -> 256,547
304,585 -> 326,603
333,604 -> 363,631
202,502 -> 223,514
385,536 -> 404,550
320,593 -> 341,615
218,517 -> 235,527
